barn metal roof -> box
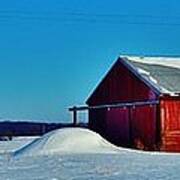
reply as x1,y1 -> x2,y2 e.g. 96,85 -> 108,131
122,56 -> 180,94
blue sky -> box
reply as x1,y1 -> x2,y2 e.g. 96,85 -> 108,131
0,0 -> 180,122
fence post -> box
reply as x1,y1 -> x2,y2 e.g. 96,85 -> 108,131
72,106 -> 77,126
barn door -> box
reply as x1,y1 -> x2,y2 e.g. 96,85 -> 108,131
130,105 -> 157,150
106,107 -> 130,146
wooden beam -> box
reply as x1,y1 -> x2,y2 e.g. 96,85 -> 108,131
69,100 -> 159,112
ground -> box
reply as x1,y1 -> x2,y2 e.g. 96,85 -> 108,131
0,128 -> 180,180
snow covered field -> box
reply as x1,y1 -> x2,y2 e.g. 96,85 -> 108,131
0,136 -> 39,153
0,128 -> 180,180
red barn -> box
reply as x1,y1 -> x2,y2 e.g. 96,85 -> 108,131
86,56 -> 180,152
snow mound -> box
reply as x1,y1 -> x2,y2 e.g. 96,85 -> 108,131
13,128 -> 119,157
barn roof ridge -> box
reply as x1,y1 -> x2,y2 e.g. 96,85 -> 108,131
120,55 -> 180,69
120,53 -> 180,58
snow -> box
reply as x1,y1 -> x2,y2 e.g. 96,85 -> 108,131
121,55 -> 180,94
137,66 -> 172,94
13,128 -> 120,157
137,67 -> 159,86
1,128 -> 180,179
137,67 -> 150,76
122,55 -> 180,69
0,136 -> 38,154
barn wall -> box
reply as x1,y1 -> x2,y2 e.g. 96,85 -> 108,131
160,97 -> 180,152
89,104 -> 158,150
88,60 -> 158,149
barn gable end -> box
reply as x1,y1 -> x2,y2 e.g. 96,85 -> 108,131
86,57 -> 159,106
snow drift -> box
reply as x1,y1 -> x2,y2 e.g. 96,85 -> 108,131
13,128 -> 120,157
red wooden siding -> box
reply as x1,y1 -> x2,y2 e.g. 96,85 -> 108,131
89,104 -> 158,150
160,97 -> 180,152
106,108 -> 130,146
131,105 -> 157,150
105,105 -> 157,150
87,60 -> 157,106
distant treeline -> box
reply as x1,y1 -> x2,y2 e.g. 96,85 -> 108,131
0,121 -> 88,139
